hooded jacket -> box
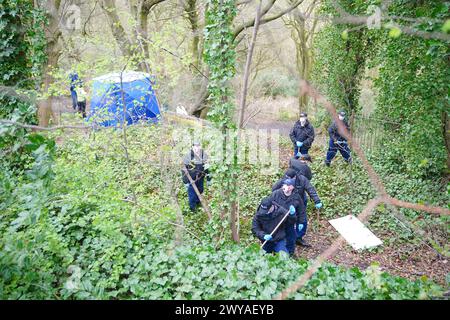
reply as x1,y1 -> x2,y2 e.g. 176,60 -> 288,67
289,120 -> 315,148
289,157 -> 312,181
328,119 -> 350,142
252,198 -> 296,242
294,174 -> 321,223
270,188 -> 304,226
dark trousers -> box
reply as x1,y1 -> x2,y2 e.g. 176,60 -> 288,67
187,177 -> 204,211
296,217 -> 308,240
296,192 -> 308,240
294,145 -> 310,157
285,222 -> 297,255
262,239 -> 288,254
326,138 -> 351,163
71,89 -> 78,110
77,101 -> 86,118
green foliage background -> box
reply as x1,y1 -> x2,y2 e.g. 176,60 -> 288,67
312,0 -> 449,179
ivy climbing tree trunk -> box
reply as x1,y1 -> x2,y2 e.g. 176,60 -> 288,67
443,110 -> 450,182
190,0 -> 305,119
204,0 -> 239,242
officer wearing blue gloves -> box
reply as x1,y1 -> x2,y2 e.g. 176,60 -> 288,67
270,178 -> 304,256
293,172 -> 322,247
252,197 -> 296,254
289,153 -> 314,239
181,141 -> 211,212
289,112 -> 315,157
272,169 -> 322,250
325,110 -> 352,166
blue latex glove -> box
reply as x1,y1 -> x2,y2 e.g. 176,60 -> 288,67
298,224 -> 304,232
289,205 -> 296,215
263,234 -> 272,241
296,141 -> 303,147
296,152 -> 302,157
185,183 -> 190,188
315,202 -> 323,209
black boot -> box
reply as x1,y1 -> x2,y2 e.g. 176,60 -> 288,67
296,238 -> 311,247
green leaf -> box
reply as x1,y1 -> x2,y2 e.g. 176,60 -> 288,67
388,27 -> 402,38
441,19 -> 450,33
341,30 -> 349,40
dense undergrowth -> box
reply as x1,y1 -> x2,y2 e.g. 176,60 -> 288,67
0,121 -> 446,299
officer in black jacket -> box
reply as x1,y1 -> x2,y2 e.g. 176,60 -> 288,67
289,154 -> 314,235
181,141 -> 211,211
325,110 -> 352,166
289,112 -> 315,157
289,154 -> 313,181
252,196 -> 296,254
293,173 -> 322,247
270,178 -> 304,256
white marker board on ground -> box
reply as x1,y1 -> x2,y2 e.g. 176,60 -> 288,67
329,215 -> 382,250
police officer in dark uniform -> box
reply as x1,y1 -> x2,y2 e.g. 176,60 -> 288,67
181,141 -> 211,211
325,110 -> 352,166
289,112 -> 315,157
252,196 -> 296,254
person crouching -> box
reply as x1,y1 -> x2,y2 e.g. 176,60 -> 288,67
252,197 -> 296,254
270,178 -> 304,256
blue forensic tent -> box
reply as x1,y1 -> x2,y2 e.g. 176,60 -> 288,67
88,71 -> 161,127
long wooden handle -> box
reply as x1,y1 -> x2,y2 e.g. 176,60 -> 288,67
182,165 -> 212,220
260,210 -> 291,249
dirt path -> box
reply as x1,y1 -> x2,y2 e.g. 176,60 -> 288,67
296,219 -> 449,286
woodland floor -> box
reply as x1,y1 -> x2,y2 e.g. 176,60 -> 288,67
255,116 -> 449,288
296,219 -> 449,287
54,109 -> 449,288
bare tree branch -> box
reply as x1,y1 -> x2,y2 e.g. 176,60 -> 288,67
0,120 -> 94,131
100,0 -> 134,56
232,0 -> 277,39
238,0 -> 263,129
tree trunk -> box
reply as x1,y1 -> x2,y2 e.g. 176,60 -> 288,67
443,110 -> 450,182
36,1 -> 63,126
238,0 -> 263,129
190,72 -> 209,118
101,0 -> 134,57
185,0 -> 201,69
230,200 -> 240,243
138,9 -> 150,71
187,0 -> 210,118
